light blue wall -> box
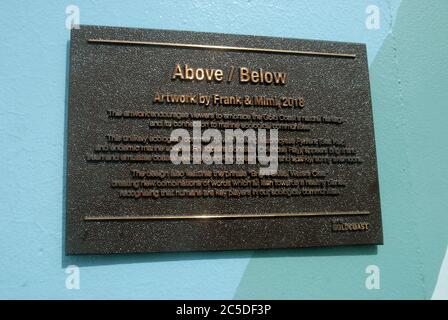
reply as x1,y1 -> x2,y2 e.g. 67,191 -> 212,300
1,0 -> 447,299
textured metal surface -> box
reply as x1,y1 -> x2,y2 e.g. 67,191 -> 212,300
66,25 -> 382,254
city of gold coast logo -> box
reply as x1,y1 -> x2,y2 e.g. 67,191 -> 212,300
332,221 -> 370,232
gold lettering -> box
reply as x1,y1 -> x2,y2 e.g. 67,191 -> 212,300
172,64 -> 286,85
171,64 -> 184,80
239,67 -> 250,83
239,67 -> 287,85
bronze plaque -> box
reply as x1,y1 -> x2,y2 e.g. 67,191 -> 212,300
66,25 -> 382,254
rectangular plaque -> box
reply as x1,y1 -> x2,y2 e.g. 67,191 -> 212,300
66,25 -> 383,254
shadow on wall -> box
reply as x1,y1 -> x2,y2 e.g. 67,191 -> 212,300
61,245 -> 377,268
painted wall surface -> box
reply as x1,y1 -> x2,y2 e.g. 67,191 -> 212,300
0,0 -> 447,299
